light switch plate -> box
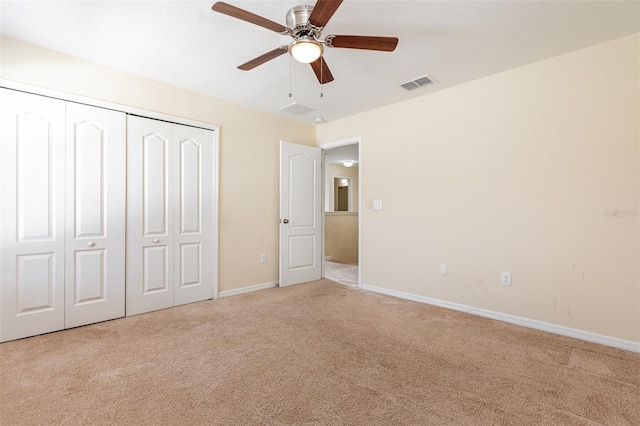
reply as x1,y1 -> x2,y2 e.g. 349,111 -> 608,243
373,200 -> 383,210
439,264 -> 447,275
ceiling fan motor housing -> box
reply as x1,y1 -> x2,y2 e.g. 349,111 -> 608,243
286,5 -> 321,40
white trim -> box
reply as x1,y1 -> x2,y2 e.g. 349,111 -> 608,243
319,136 -> 363,290
0,79 -> 218,131
321,149 -> 327,281
357,141 -> 362,290
362,284 -> 640,353
218,281 -> 279,298
319,137 -> 361,150
212,127 -> 220,299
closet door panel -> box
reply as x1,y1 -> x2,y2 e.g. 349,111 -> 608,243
127,116 -> 175,315
174,124 -> 214,306
0,89 -> 66,342
65,103 -> 126,328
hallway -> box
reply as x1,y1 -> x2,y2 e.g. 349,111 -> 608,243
323,260 -> 358,288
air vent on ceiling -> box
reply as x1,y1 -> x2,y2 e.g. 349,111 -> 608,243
280,102 -> 316,116
399,75 -> 436,91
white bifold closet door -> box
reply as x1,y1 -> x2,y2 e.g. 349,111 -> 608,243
64,102 -> 126,329
0,90 -> 66,341
126,115 -> 214,316
0,89 -> 126,342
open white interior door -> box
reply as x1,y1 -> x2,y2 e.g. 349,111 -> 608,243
279,141 -> 322,287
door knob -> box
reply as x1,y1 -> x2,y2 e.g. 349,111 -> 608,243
87,241 -> 95,247
153,239 -> 160,244
283,219 -> 289,224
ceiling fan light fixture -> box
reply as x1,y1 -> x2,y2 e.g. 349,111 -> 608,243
289,37 -> 323,63
211,1 -> 398,85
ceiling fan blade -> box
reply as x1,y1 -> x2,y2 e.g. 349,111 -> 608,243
310,57 -> 334,84
308,0 -> 343,28
328,35 -> 398,52
238,47 -> 288,71
212,2 -> 288,33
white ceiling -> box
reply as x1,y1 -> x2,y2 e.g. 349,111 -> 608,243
325,144 -> 359,166
1,1 -> 638,125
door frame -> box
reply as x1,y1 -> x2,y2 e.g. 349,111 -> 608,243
319,136 -> 363,289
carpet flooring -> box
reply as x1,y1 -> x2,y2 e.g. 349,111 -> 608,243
1,280 -> 639,425
323,260 -> 358,288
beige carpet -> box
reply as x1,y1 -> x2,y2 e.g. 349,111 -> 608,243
1,280 -> 638,425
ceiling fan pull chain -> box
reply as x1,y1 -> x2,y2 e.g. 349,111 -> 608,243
289,54 -> 293,98
320,57 -> 324,98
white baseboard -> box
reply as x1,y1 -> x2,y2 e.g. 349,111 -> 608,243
362,284 -> 640,353
218,281 -> 278,298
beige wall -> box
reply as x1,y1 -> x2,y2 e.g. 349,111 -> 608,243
0,36 -> 316,293
317,34 -> 640,343
3,34 -> 638,344
325,213 -> 359,264
325,163 -> 359,212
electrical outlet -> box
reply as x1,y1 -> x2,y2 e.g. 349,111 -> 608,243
501,272 -> 511,286
260,253 -> 267,264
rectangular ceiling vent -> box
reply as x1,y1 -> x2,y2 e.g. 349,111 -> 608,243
399,75 -> 436,91
279,102 -> 316,116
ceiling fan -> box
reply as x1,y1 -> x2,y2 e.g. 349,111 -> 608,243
211,0 -> 399,84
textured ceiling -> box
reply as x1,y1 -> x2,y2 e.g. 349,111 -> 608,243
325,144 -> 359,165
1,1 -> 638,124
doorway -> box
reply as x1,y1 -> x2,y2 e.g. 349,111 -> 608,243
321,138 -> 362,289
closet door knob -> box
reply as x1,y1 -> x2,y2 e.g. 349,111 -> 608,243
87,242 -> 95,247
153,239 -> 160,244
